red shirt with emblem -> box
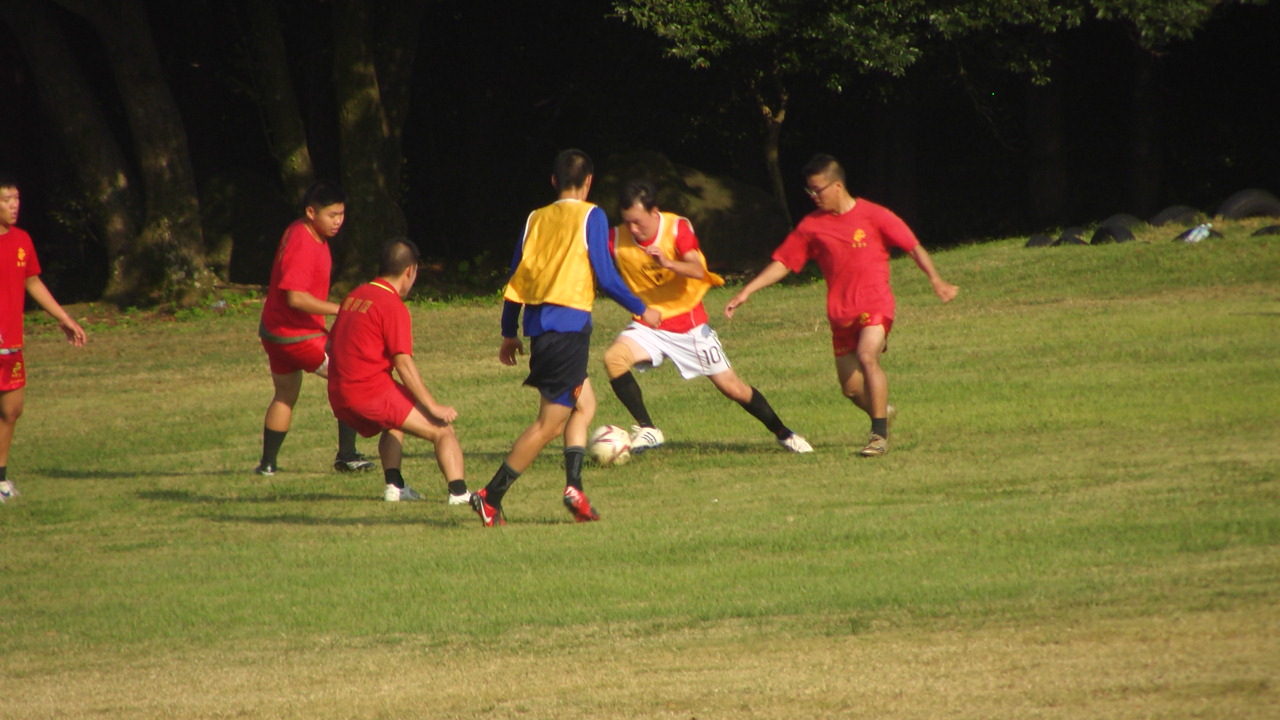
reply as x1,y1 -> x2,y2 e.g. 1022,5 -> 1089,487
771,199 -> 919,326
327,279 -> 413,410
261,219 -> 332,338
0,227 -> 41,349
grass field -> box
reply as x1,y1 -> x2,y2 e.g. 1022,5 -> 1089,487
2,225 -> 1278,718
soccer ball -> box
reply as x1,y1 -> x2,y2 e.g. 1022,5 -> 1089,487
589,425 -> 631,466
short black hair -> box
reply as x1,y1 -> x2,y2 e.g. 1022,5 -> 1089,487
378,237 -> 421,277
0,173 -> 18,191
553,149 -> 593,190
619,179 -> 659,213
302,180 -> 346,212
802,154 -> 845,184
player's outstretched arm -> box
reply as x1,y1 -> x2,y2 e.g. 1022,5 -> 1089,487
907,245 -> 959,304
393,353 -> 457,423
284,289 -> 341,316
25,276 -> 86,347
724,261 -> 791,319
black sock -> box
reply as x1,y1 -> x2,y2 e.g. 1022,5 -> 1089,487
871,418 -> 888,437
261,428 -> 287,466
0,466 -> 6,481
739,387 -> 789,438
337,421 -> 358,458
447,479 -> 468,496
485,462 -> 521,506
610,372 -> 653,427
564,446 -> 585,491
384,468 -> 405,488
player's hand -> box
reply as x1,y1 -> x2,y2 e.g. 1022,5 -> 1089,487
640,307 -> 662,328
60,319 -> 87,347
644,244 -> 673,268
933,280 -> 959,304
429,404 -> 458,424
724,291 -> 750,319
499,336 -> 524,366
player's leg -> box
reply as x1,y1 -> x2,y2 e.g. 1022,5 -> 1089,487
314,353 -> 373,473
377,428 -> 421,501
604,336 -> 656,427
0,387 -> 25,501
258,370 -> 303,474
562,379 -> 600,521
709,369 -> 812,452
398,406 -> 468,503
839,325 -> 891,456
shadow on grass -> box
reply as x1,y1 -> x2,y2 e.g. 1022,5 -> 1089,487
207,513 -> 461,528
138,489 -> 354,504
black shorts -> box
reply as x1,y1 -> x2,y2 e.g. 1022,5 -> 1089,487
525,330 -> 591,407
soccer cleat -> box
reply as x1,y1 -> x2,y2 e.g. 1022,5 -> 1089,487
334,452 -> 376,473
448,491 -> 473,506
777,432 -> 814,453
859,433 -> 888,457
0,479 -> 18,503
384,484 -> 424,502
253,463 -> 277,477
562,486 -> 600,523
629,425 -> 665,454
469,488 -> 504,527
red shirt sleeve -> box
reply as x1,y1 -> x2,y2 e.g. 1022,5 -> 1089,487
674,218 -> 700,257
771,224 -> 813,273
277,226 -> 326,295
868,204 -> 920,252
383,299 -> 414,358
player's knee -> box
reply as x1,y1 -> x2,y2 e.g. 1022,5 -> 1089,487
602,342 -> 634,379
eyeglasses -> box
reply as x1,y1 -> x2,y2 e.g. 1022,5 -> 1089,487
804,180 -> 837,199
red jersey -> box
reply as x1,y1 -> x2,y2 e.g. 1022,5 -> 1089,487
0,226 -> 41,349
260,219 -> 332,339
608,217 -> 708,333
327,279 -> 413,410
772,199 -> 919,326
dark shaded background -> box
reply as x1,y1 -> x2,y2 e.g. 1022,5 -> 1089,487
2,0 -> 1278,300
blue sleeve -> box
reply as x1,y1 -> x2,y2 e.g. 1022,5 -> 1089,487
586,207 -> 646,316
500,234 -> 524,337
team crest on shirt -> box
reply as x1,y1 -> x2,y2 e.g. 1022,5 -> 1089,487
849,229 -> 867,248
15,247 -> 26,267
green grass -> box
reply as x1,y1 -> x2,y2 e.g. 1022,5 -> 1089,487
2,226 -> 1278,718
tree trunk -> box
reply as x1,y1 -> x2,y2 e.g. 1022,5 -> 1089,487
330,0 -> 411,286
53,0 -> 215,305
242,0 -> 315,207
754,64 -> 791,225
1,0 -> 138,300
1026,80 -> 1070,225
1127,45 -> 1163,216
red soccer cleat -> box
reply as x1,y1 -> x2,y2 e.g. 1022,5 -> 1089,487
562,486 -> 600,523
469,488 -> 505,527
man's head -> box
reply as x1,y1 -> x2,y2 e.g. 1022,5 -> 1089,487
619,179 -> 662,242
552,149 -> 594,192
378,237 -> 422,297
801,154 -> 848,213
302,180 -> 347,239
0,174 -> 20,229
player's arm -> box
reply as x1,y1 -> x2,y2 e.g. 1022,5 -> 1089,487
587,208 -> 660,326
25,275 -> 86,347
392,353 -> 457,423
284,290 -> 340,316
907,245 -> 959,304
724,261 -> 791,319
645,245 -> 708,280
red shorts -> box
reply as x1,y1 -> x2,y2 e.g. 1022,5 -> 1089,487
261,336 -> 327,375
0,352 -> 26,392
830,313 -> 893,358
330,383 -> 416,438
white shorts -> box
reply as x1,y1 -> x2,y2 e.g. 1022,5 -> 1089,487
618,322 -> 732,380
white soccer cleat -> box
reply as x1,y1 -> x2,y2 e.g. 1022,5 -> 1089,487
629,425 -> 665,454
0,479 -> 17,503
777,432 -> 814,453
384,485 -> 424,502
447,491 -> 473,506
